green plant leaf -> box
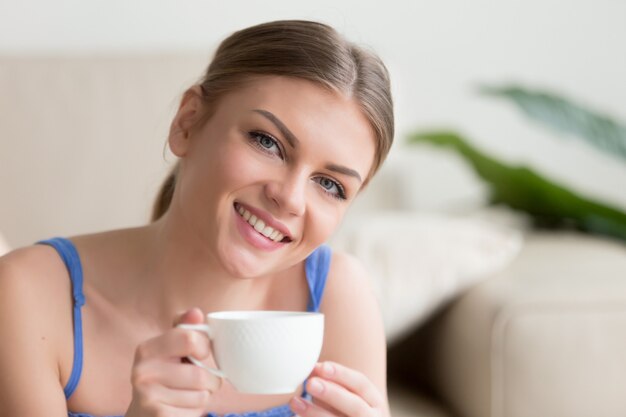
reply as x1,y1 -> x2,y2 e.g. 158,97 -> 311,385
479,85 -> 626,162
408,130 -> 626,242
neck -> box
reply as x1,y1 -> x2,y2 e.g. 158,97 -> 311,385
130,214 -> 273,329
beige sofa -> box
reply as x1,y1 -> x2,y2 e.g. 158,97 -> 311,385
387,231 -> 626,417
2,55 -> 626,417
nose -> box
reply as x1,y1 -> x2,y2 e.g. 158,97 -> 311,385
265,172 -> 307,217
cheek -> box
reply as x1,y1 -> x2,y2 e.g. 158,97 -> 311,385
305,201 -> 346,244
209,142 -> 268,190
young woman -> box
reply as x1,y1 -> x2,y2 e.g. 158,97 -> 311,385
0,20 -> 394,417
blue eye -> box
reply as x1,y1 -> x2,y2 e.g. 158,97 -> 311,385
259,136 -> 274,149
248,131 -> 283,158
314,177 -> 347,200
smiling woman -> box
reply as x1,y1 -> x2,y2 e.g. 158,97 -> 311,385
0,20 -> 394,417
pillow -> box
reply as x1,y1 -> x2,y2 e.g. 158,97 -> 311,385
0,232 -> 10,256
329,211 -> 523,343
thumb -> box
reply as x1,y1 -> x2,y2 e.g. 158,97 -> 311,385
173,307 -> 205,327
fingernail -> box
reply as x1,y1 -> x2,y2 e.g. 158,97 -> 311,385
323,362 -> 335,376
291,397 -> 307,412
309,378 -> 324,394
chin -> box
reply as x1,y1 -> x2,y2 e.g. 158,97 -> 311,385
218,245 -> 273,279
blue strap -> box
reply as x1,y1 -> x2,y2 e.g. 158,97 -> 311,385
305,245 -> 332,313
207,404 -> 295,417
37,237 -> 85,400
71,407 -> 297,417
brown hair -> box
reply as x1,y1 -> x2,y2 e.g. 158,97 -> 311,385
152,20 -> 394,221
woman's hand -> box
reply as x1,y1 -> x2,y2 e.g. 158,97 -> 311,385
290,361 -> 388,417
124,308 -> 222,417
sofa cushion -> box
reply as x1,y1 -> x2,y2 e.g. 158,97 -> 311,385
330,211 -> 522,343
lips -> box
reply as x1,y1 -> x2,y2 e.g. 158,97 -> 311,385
234,202 -> 293,243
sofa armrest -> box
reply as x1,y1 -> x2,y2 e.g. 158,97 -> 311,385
393,232 -> 626,417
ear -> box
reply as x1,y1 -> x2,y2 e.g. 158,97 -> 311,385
168,85 -> 205,157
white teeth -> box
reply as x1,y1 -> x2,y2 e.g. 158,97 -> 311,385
236,205 -> 287,242
254,219 -> 265,232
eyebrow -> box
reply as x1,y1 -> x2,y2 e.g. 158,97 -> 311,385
253,108 -> 363,183
326,164 -> 362,183
253,109 -> 299,148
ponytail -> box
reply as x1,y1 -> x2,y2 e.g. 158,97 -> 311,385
151,163 -> 179,221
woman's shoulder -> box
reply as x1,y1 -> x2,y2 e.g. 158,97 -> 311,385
0,243 -> 75,329
0,228 -> 127,278
324,249 -> 371,297
0,243 -> 73,297
318,249 -> 387,389
321,249 -> 381,320
0,244 -> 75,390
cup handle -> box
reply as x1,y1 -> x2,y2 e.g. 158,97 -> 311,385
176,323 -> 226,379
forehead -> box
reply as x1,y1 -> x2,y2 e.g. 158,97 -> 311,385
214,76 -> 376,180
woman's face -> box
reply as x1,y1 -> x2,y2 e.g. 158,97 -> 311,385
169,76 -> 376,277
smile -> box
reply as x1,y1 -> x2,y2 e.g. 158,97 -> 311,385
235,204 -> 289,243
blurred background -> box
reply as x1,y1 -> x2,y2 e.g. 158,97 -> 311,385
1,0 -> 625,246
1,1 -> 626,416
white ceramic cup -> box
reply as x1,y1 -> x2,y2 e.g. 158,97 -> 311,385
177,311 -> 324,394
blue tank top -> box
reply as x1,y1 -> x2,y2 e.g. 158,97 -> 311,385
37,237 -> 332,417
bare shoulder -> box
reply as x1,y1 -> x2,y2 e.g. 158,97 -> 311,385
321,250 -> 378,317
319,250 -> 388,396
0,246 -> 71,413
0,244 -> 73,311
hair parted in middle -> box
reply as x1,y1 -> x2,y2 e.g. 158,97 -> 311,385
152,19 -> 394,221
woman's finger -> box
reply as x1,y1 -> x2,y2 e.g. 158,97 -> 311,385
305,377 -> 373,417
172,307 -> 205,326
135,327 -> 211,362
310,362 -> 384,408
144,384 -> 212,410
290,396 -> 337,417
149,362 -> 222,391
155,403 -> 212,417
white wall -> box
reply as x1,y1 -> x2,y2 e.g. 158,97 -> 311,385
1,0 -> 626,247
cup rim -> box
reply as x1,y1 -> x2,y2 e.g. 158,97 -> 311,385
207,310 -> 323,321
